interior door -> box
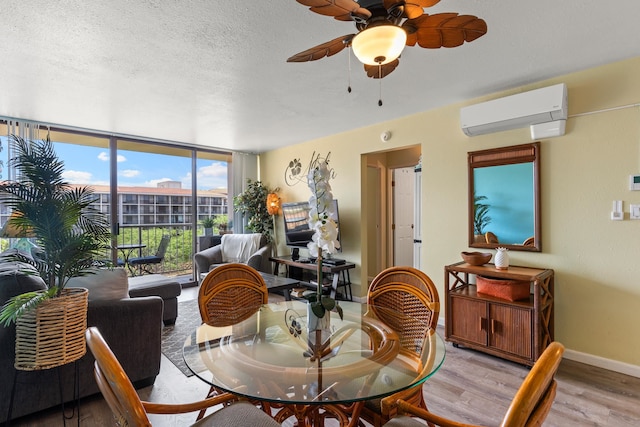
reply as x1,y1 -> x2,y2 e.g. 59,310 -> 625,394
393,167 -> 414,266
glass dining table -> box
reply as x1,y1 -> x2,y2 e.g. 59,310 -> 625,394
183,300 -> 445,427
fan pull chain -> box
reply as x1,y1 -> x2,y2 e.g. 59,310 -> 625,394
347,46 -> 352,93
378,63 -> 383,106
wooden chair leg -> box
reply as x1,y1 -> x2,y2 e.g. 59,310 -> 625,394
196,385 -> 219,421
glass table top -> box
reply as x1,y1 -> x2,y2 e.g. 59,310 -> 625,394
183,300 -> 445,405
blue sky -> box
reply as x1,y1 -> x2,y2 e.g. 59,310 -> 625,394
0,137 -> 228,190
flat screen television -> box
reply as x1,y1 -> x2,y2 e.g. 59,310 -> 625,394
281,199 -> 341,254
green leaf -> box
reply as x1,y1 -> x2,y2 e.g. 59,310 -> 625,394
310,301 -> 326,318
303,291 -> 318,303
0,288 -> 58,326
232,179 -> 278,242
321,296 -> 336,311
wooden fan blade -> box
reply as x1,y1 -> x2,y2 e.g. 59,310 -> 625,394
287,35 -> 355,62
383,0 -> 441,19
296,0 -> 372,21
403,13 -> 487,48
364,59 -> 400,79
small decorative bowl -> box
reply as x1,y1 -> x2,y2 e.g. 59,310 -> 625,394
461,251 -> 492,266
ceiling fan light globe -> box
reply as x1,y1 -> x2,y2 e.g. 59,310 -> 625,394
352,25 -> 407,66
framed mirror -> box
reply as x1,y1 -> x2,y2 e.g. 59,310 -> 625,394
468,142 -> 541,252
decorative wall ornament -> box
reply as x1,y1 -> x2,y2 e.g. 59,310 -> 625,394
284,151 -> 336,187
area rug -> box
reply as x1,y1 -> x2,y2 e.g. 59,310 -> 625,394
161,299 -> 206,377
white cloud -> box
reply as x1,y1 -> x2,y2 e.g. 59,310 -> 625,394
120,169 -> 140,178
62,170 -> 93,183
197,162 -> 228,189
98,151 -> 126,162
199,162 -> 227,177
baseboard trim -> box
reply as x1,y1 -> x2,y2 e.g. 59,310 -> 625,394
434,319 -> 640,378
563,349 -> 640,379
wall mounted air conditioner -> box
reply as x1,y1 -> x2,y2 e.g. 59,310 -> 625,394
460,83 -> 567,137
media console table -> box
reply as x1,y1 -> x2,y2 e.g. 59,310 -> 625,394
270,255 -> 355,301
445,262 -> 554,366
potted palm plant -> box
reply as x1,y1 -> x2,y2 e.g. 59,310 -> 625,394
0,135 -> 110,369
473,194 -> 492,243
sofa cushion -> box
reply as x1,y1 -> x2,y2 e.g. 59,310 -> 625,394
128,274 -> 182,300
0,261 -> 46,296
67,268 -> 129,301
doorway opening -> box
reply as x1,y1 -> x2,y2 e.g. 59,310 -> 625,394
362,145 -> 421,285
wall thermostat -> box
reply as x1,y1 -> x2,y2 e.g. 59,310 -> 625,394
630,174 -> 640,190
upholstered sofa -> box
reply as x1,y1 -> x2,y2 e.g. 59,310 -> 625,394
0,254 -> 163,423
193,233 -> 272,281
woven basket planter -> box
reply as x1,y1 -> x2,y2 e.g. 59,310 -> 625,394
14,287 -> 88,371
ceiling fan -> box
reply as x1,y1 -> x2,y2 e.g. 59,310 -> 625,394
287,0 -> 487,80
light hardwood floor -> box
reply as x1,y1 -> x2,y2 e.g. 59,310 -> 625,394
10,288 -> 640,426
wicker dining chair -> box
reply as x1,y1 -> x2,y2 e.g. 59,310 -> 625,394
385,342 -> 565,427
485,231 -> 499,244
357,266 -> 440,427
85,327 -> 279,427
198,263 -> 269,327
196,263 -> 270,419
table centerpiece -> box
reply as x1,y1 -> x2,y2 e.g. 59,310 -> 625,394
305,159 -> 343,352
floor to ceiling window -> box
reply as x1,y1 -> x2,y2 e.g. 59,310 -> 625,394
0,121 -> 231,280
196,151 -> 230,232
115,140 -> 194,275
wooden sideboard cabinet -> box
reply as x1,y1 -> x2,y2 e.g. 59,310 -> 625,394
445,262 -> 554,366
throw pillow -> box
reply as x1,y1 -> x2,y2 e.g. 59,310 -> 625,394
67,268 -> 129,301
0,261 -> 47,297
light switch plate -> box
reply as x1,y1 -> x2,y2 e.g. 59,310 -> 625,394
611,200 -> 623,220
630,204 -> 640,219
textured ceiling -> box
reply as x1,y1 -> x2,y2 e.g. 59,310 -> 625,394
1,1 -> 639,153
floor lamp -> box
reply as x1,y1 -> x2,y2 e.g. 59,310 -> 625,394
266,193 -> 281,257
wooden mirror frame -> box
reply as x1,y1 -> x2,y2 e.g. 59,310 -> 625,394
468,142 -> 541,252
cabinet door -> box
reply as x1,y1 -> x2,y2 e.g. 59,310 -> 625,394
489,304 -> 533,359
450,297 -> 487,346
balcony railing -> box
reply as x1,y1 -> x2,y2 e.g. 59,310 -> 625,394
113,224 -> 201,278
0,224 -> 206,280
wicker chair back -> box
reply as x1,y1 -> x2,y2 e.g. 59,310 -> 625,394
198,263 -> 268,327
